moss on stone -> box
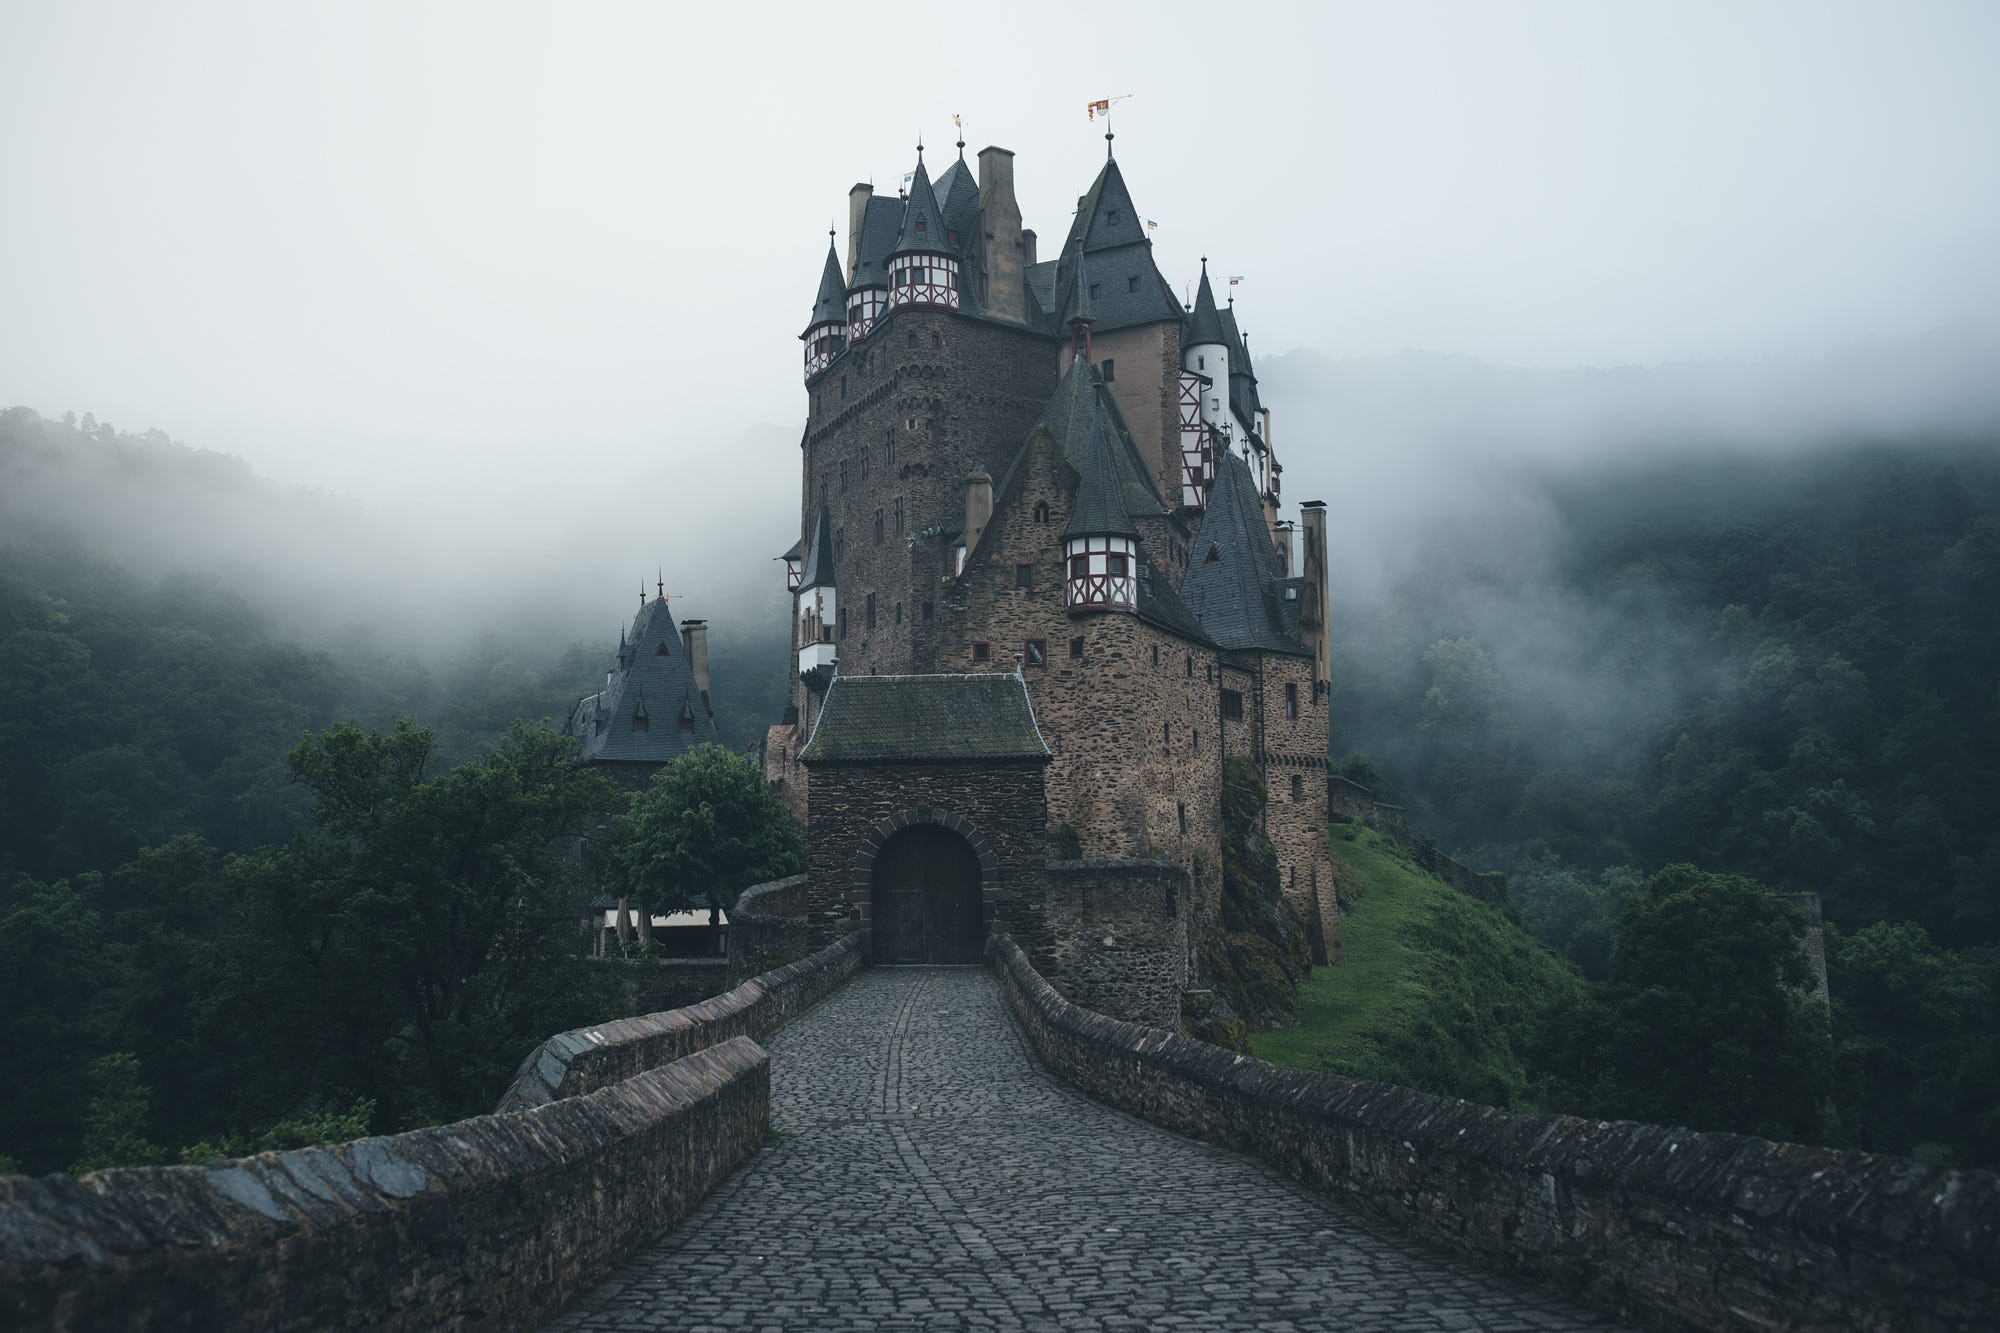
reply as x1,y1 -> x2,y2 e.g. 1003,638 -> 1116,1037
1196,758 -> 1314,1044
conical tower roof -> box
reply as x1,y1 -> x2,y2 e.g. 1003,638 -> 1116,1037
1186,261 -> 1228,348
1180,450 -> 1306,655
798,504 -> 838,591
1064,401 -> 1140,540
891,156 -> 951,258
807,240 -> 846,329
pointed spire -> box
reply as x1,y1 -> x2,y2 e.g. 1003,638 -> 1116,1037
656,567 -> 665,602
1065,401 -> 1140,540
891,153 -> 949,257
1186,258 -> 1228,348
1105,127 -> 1115,159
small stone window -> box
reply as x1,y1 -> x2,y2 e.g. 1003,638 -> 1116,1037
873,510 -> 885,544
866,593 -> 877,631
1178,802 -> 1188,835
1184,655 -> 1192,678
1162,722 -> 1170,753
1193,729 -> 1199,753
923,600 -> 934,622
1024,639 -> 1047,667
1151,644 -> 1160,667
1033,500 -> 1050,523
1221,689 -> 1244,720
1285,683 -> 1299,720
1291,774 -> 1304,801
972,641 -> 990,664
907,332 -> 917,349
1015,563 -> 1033,589
840,376 -> 847,400
895,601 -> 903,625
1069,636 -> 1084,660
1101,358 -> 1115,382
932,332 -> 942,349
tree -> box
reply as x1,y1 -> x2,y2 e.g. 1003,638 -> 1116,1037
1538,865 -> 1832,1143
597,745 -> 804,916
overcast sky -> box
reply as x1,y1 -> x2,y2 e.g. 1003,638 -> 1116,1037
4,0 -> 1997,520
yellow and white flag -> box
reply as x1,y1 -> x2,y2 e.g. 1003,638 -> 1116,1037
1086,99 -> 1111,121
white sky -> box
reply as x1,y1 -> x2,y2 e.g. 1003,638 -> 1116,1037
3,0 -> 1997,516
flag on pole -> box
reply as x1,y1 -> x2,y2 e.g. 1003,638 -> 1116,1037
1228,276 -> 1243,286
902,171 -> 914,186
1086,98 -> 1111,121
1145,219 -> 1159,232
952,112 -> 963,130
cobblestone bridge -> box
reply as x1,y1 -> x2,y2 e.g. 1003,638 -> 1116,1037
549,967 -> 1622,1331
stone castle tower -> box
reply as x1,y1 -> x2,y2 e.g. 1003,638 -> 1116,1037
764,132 -> 1337,997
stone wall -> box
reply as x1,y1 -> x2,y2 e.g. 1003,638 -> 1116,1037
0,1040 -> 769,1333
802,760 -> 1049,953
993,937 -> 1999,1332
796,304 -> 1056,694
725,873 -> 812,988
500,930 -> 865,1110
1328,775 -> 1507,906
1038,859 -> 1190,1028
1254,653 -> 1340,961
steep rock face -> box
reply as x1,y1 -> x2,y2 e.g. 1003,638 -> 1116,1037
1189,758 -> 1314,1045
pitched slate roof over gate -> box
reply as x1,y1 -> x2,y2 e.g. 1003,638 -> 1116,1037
800,674 -> 1051,764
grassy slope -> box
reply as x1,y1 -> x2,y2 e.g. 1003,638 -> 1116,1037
1248,825 -> 1584,1109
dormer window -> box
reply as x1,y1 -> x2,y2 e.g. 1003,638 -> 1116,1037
915,219 -> 926,233
632,708 -> 649,732
655,642 -> 670,655
947,229 -> 958,246
1108,209 -> 1120,223
1205,545 -> 1221,563
680,709 -> 696,734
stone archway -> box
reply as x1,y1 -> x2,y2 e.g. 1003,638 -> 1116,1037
856,810 -> 1000,964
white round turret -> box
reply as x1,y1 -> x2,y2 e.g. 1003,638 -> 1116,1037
848,286 -> 886,342
1063,535 -> 1137,612
888,251 -> 960,312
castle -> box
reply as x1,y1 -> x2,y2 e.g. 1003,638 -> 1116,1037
761,130 -> 1335,1015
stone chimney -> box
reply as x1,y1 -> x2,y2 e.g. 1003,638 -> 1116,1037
975,147 -> 1026,324
846,184 -> 872,280
681,619 -> 711,710
1272,520 -> 1294,577
1298,502 -> 1330,698
964,465 -> 994,554
1022,228 -> 1037,266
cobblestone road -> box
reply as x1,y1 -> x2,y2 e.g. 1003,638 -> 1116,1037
547,966 -> 1626,1332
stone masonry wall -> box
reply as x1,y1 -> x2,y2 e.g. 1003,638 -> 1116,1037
802,760 -> 1048,953
1087,321 -> 1184,518
994,937 -> 1999,1332
1038,859 -> 1190,1028
933,427 -> 1223,959
725,873 -> 812,988
0,1040 -> 769,1333
500,929 -> 865,1110
1256,653 -> 1340,962
794,305 -> 1056,707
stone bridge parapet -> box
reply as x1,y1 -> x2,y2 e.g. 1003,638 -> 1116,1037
993,935 -> 2000,1331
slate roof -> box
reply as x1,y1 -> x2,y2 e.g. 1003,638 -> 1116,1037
934,155 -> 981,250
850,195 -> 904,290
565,596 -> 721,763
1221,306 -> 1262,430
1180,450 -> 1309,656
1063,402 -> 1139,539
1136,562 -> 1215,647
800,673 -> 1051,764
807,242 -> 847,330
1038,356 -> 1169,521
798,504 -> 836,591
1043,158 -> 1182,335
891,158 -> 951,258
1186,265 -> 1228,348
1024,260 -> 1059,315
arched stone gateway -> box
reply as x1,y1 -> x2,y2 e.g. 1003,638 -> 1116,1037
858,810 -> 999,964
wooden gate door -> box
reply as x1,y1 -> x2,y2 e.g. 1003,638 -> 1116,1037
872,824 -> 983,963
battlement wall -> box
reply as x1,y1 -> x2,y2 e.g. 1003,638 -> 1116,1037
993,935 -> 1999,1332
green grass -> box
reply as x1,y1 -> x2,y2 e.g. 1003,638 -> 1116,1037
1248,826 -> 1585,1109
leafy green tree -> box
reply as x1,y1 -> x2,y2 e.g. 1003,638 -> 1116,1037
1536,865 -> 1831,1143
69,1053 -> 167,1174
0,872 -> 112,1170
597,744 -> 804,916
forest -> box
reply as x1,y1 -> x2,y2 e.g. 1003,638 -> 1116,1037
1325,436 -> 2000,1166
2,402 -> 1997,1170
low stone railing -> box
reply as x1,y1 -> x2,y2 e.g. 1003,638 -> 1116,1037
500,928 -> 865,1110
725,873 -> 812,988
0,1039 -> 767,1332
993,935 -> 1999,1332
